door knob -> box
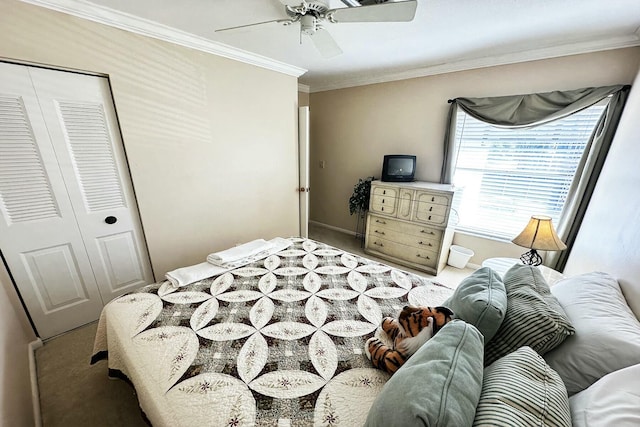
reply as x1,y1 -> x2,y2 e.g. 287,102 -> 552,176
105,216 -> 117,224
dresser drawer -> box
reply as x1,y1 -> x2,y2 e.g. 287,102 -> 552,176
370,197 -> 397,215
414,211 -> 447,226
414,190 -> 451,206
367,236 -> 438,269
414,192 -> 451,225
369,225 -> 441,252
370,185 -> 398,216
368,215 -> 443,246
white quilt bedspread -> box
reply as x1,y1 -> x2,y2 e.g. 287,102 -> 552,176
92,237 -> 454,426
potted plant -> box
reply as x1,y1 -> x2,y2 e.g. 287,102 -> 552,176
349,177 -> 374,241
349,177 -> 374,216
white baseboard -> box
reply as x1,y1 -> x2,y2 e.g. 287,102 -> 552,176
29,339 -> 43,427
309,220 -> 356,237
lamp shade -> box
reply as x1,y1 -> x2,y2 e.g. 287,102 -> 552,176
512,215 -> 567,251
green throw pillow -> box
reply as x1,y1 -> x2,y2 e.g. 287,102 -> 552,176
443,267 -> 506,342
484,264 -> 575,366
474,346 -> 571,427
365,320 -> 484,427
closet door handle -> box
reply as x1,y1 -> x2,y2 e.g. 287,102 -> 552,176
105,216 -> 118,224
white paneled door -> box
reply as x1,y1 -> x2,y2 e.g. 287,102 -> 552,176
0,62 -> 153,339
298,106 -> 310,238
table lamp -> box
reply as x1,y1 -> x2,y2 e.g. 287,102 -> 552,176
512,215 -> 567,266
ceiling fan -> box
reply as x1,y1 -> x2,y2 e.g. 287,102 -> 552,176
215,0 -> 418,58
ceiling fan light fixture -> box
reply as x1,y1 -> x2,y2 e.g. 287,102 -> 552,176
300,15 -> 317,35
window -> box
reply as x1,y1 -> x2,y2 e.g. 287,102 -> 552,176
452,103 -> 607,239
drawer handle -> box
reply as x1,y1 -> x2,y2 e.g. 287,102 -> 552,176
419,241 -> 432,247
375,219 -> 387,225
374,230 -> 385,235
429,206 -> 433,212
431,197 -> 435,202
382,198 -> 385,203
428,215 -> 432,220
416,254 -> 431,260
381,207 -> 385,211
420,230 -> 435,235
374,241 -> 384,247
383,190 -> 386,195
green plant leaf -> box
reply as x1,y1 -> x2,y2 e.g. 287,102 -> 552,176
348,177 -> 374,215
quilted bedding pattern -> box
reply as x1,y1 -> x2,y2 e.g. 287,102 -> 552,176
92,238 -> 454,426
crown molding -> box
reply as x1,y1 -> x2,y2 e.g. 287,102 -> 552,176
307,34 -> 640,93
18,0 -> 640,92
21,0 -> 307,78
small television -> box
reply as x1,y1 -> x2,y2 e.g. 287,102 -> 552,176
381,154 -> 416,182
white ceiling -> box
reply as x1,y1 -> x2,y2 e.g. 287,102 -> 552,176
28,0 -> 640,92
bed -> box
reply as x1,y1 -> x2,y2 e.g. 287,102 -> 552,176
91,237 -> 454,426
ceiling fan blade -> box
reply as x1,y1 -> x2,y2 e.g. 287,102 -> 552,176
216,19 -> 292,33
329,0 -> 417,23
309,28 -> 343,58
277,0 -> 303,6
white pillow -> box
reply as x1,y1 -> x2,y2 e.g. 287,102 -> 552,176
544,272 -> 640,395
619,278 -> 640,321
569,363 -> 640,427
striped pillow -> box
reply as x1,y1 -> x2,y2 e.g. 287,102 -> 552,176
474,346 -> 571,427
485,264 -> 574,366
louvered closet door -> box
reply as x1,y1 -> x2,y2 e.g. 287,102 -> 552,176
28,67 -> 154,304
0,62 -> 154,339
0,62 -> 105,338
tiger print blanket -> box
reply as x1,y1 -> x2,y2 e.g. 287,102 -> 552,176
91,237 -> 454,426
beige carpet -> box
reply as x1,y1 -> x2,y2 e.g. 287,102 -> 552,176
36,321 -> 147,426
36,224 -> 473,426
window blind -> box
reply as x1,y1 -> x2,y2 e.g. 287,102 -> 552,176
452,103 -> 606,239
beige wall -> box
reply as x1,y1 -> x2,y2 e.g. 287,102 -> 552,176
299,90 -> 310,107
0,0 -> 300,422
565,67 -> 640,315
0,271 -> 36,427
309,48 -> 640,265
0,0 -> 300,278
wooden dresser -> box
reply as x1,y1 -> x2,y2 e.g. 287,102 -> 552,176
364,180 -> 456,275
